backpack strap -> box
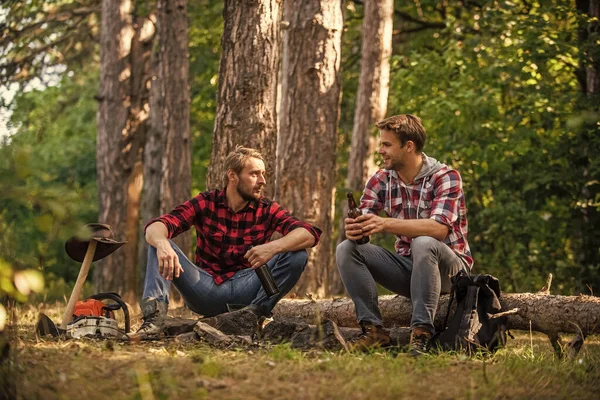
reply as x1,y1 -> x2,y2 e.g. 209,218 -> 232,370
443,279 -> 458,331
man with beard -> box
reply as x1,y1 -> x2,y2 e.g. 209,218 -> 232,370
336,114 -> 472,356
133,146 -> 321,337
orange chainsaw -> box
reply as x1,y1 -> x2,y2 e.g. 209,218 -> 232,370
37,292 -> 130,340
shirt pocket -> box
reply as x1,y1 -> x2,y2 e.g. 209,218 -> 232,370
202,225 -> 226,252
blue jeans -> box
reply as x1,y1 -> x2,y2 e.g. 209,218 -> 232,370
336,236 -> 466,333
142,240 -> 308,316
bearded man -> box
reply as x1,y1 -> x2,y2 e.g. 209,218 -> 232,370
133,146 -> 321,337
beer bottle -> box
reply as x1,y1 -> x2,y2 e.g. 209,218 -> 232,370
347,192 -> 369,244
248,246 -> 280,297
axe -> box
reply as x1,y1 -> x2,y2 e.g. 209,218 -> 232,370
35,241 -> 97,336
36,223 -> 125,337
59,240 -> 97,329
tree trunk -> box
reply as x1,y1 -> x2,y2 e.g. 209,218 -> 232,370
138,1 -> 191,306
577,0 -> 599,96
138,37 -> 162,292
276,0 -> 344,298
95,0 -> 154,304
205,0 -> 281,198
273,293 -> 600,335
156,0 -> 192,256
332,0 -> 393,294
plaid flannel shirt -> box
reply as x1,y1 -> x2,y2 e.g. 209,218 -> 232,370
360,163 -> 473,269
145,189 -> 322,284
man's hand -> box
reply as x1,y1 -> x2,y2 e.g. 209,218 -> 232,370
156,240 -> 183,280
355,213 -> 386,236
344,217 -> 365,241
344,214 -> 386,240
244,243 -> 277,269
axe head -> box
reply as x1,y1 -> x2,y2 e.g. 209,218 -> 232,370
36,313 -> 62,337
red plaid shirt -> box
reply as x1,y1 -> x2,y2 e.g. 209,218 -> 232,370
361,161 -> 473,269
146,189 -> 322,284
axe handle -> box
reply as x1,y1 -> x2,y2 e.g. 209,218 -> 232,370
60,240 -> 97,329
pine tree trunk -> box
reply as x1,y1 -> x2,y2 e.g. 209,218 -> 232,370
95,0 -> 153,304
332,0 -> 393,294
577,0 -> 599,95
139,45 -> 162,290
273,293 -> 600,335
138,1 -> 191,305
206,0 -> 281,198
156,0 -> 192,255
276,0 -> 344,298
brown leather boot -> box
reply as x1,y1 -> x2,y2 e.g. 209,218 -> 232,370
409,326 -> 432,357
348,322 -> 391,351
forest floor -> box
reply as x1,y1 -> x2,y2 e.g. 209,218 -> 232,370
3,302 -> 600,400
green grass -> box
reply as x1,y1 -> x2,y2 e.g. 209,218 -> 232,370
6,304 -> 600,399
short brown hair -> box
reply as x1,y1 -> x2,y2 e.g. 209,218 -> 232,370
223,145 -> 265,186
375,114 -> 426,152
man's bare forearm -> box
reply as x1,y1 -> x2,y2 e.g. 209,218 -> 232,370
268,228 -> 315,254
383,218 -> 449,241
145,221 -> 170,247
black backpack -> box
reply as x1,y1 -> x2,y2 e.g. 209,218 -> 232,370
432,270 -> 508,354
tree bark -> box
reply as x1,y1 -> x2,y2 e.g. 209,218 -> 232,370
276,0 -> 344,298
205,0 -> 281,198
332,0 -> 393,294
577,0 -> 600,96
138,1 -> 191,306
156,0 -> 192,256
273,293 -> 600,335
95,0 -> 154,304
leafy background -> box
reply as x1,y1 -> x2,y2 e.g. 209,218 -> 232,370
0,0 -> 598,304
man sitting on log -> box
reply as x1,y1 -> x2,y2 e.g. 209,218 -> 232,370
337,114 -> 472,356
133,145 -> 322,338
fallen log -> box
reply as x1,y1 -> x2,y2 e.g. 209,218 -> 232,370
273,293 -> 600,336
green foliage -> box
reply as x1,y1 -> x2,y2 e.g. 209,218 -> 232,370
1,0 -> 599,296
0,0 -> 99,88
376,0 -> 599,293
1,68 -> 98,288
188,0 -> 223,193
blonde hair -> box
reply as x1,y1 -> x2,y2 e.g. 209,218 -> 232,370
223,145 -> 265,186
376,114 -> 426,152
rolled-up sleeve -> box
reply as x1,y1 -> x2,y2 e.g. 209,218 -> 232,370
269,202 -> 322,247
144,194 -> 206,238
429,170 -> 462,228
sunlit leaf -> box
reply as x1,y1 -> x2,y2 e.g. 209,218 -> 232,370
14,269 -> 45,296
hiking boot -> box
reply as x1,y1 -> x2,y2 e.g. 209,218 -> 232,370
129,298 -> 168,339
347,322 -> 391,352
409,326 -> 432,357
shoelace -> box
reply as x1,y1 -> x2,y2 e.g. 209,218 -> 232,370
411,334 -> 429,351
139,310 -> 158,330
348,332 -> 370,344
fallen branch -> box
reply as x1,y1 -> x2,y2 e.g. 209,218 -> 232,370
273,293 -> 600,336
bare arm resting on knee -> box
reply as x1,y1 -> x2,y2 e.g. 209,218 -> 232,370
145,221 -> 183,280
